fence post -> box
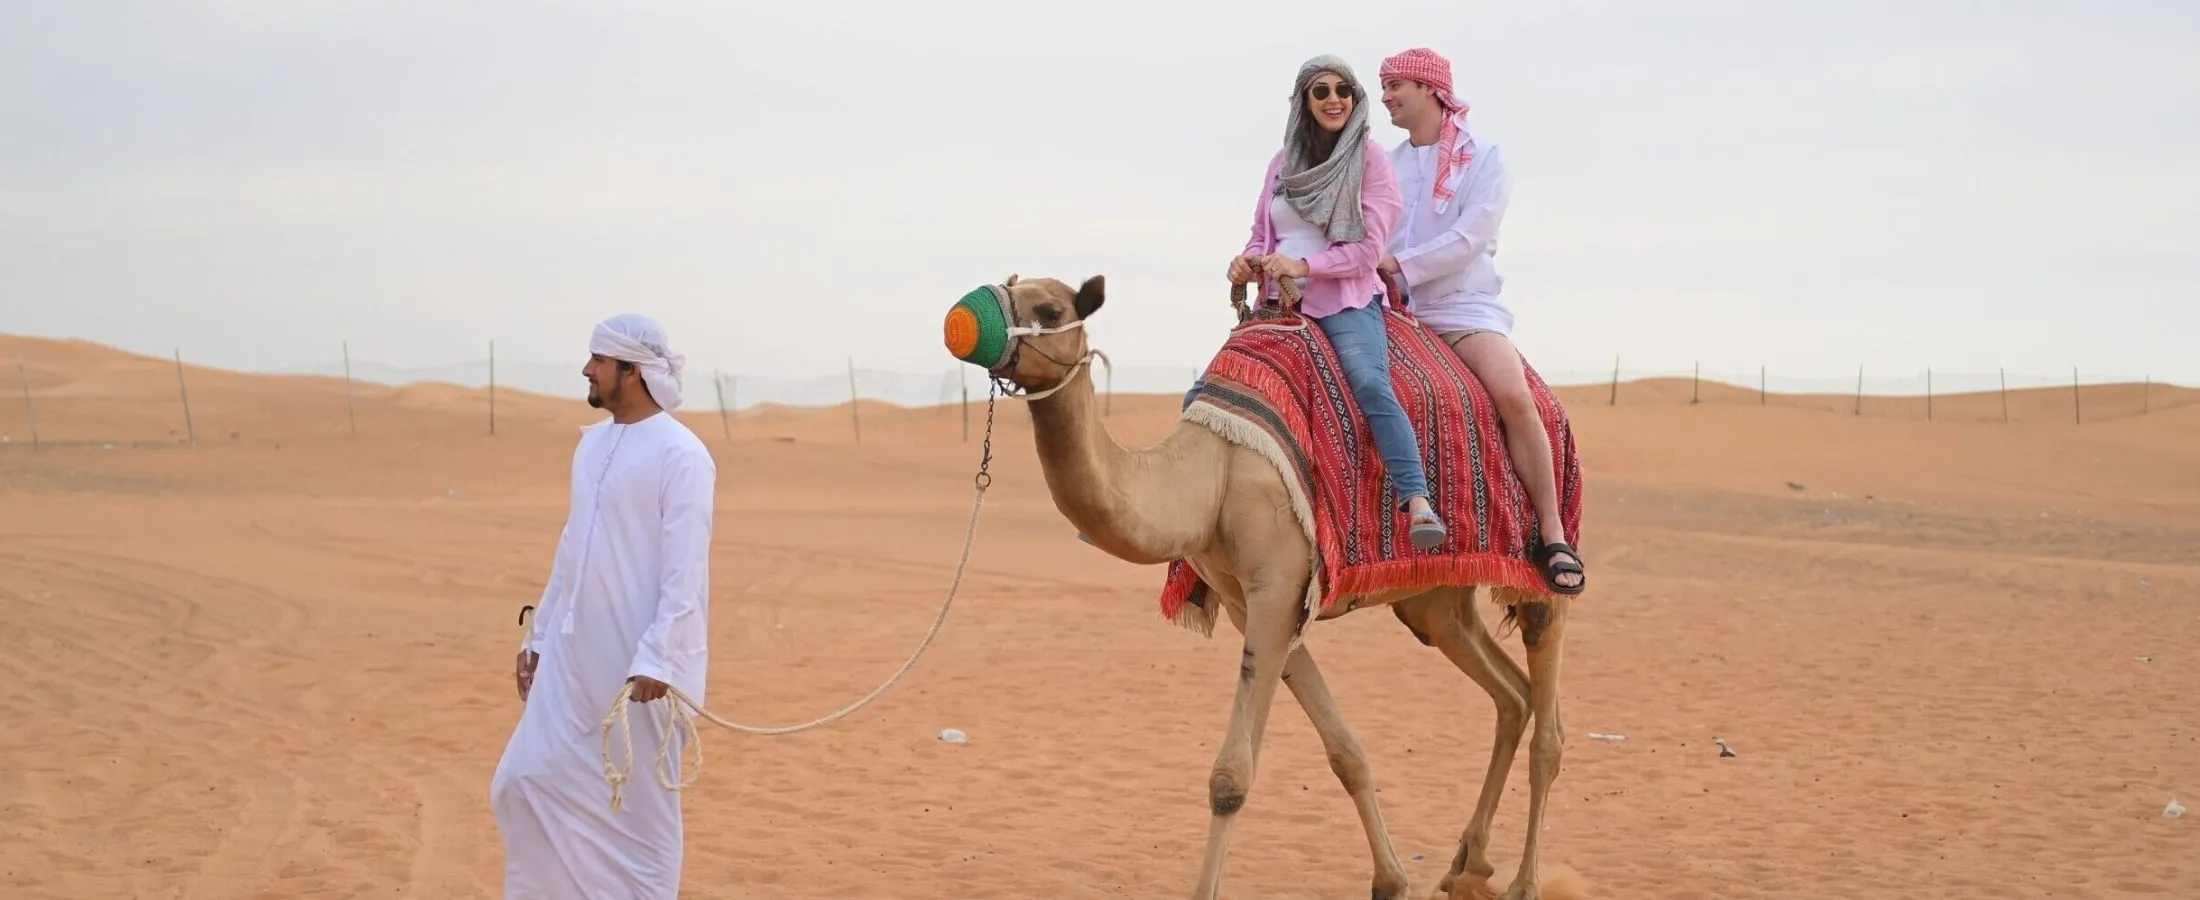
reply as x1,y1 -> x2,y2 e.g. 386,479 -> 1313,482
712,370 -> 731,442
846,356 -> 861,443
343,340 -> 357,436
1690,362 -> 1700,405
1926,368 -> 1933,422
488,340 -> 497,436
1999,369 -> 2009,423
15,355 -> 37,452
960,374 -> 969,442
2072,367 -> 2081,425
1607,356 -> 1619,406
1759,365 -> 1766,406
173,349 -> 197,448
1853,365 -> 1863,416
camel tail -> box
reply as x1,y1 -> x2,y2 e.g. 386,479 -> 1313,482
1489,585 -> 1528,640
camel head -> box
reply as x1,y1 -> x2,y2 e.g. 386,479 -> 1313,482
942,273 -> 1106,395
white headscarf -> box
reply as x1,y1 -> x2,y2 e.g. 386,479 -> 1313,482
1277,54 -> 1375,242
589,313 -> 686,411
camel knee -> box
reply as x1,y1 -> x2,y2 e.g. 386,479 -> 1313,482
1325,746 -> 1372,795
1493,691 -> 1529,736
1209,770 -> 1248,817
1529,726 -> 1563,786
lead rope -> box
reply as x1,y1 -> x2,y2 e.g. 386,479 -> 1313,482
596,381 -> 1004,812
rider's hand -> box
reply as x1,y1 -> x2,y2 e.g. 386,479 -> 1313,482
1260,254 -> 1310,279
515,649 -> 539,701
1226,255 -> 1257,285
1377,253 -> 1401,276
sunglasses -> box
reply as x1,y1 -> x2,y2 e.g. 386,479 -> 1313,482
1307,81 -> 1355,102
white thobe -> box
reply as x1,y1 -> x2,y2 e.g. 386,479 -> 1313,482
1386,135 -> 1515,337
491,410 -> 716,899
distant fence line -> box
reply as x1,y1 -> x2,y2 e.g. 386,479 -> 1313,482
2,345 -> 2192,450
1536,362 -> 2182,424
278,352 -> 2198,415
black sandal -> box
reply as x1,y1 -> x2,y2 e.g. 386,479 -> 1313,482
1532,540 -> 1586,595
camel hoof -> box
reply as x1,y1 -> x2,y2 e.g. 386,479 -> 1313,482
1437,874 -> 1498,900
1371,874 -> 1409,900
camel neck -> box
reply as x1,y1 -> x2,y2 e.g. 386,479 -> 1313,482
1026,370 -> 1121,525
1023,367 -> 1214,565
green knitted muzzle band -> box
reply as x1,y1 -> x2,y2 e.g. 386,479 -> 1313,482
943,285 -> 1012,370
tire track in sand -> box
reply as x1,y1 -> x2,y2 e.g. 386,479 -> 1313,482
0,543 -> 325,899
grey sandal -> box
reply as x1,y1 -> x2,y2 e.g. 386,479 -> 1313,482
1409,510 -> 1448,551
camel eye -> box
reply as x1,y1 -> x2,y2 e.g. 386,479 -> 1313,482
1035,303 -> 1063,325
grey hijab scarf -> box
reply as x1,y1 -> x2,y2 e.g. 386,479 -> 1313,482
1275,54 -> 1372,243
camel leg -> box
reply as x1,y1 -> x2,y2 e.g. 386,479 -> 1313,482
1190,586 -> 1301,900
1211,597 -> 1409,898
1281,643 -> 1412,899
1399,590 -> 1531,900
1500,595 -> 1570,900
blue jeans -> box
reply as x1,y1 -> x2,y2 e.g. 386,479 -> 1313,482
1314,300 -> 1431,505
1187,300 -> 1432,506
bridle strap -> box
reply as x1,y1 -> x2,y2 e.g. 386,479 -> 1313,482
982,280 -> 1106,401
1013,348 -> 1109,402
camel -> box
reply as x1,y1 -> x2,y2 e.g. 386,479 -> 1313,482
942,273 -> 1578,900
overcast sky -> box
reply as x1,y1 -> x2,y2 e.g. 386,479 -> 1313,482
4,1 -> 2195,397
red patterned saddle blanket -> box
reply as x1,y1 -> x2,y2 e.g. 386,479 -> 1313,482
1160,304 -> 1585,633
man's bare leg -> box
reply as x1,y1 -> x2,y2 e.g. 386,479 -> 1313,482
1445,331 -> 1581,591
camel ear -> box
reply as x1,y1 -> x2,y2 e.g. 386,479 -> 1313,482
1074,275 -> 1106,320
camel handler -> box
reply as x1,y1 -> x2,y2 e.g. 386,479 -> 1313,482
1375,46 -> 1583,594
490,313 -> 718,899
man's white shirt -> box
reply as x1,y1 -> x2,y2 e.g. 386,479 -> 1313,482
1386,134 -> 1514,338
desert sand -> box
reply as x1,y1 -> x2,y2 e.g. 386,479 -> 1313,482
2,333 -> 2195,898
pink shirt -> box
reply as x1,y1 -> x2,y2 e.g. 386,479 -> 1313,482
1241,137 -> 1404,319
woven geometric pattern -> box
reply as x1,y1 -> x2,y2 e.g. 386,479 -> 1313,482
944,286 -> 1010,369
1160,304 -> 1584,632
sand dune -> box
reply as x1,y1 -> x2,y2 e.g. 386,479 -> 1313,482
2,334 -> 2196,898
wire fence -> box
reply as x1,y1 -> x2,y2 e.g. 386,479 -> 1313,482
1538,362 -> 2187,424
0,342 -> 2192,451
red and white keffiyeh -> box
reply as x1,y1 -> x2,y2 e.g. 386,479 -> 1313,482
1380,47 -> 1476,215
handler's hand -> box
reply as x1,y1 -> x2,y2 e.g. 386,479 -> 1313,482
1377,253 -> 1401,276
627,675 -> 670,703
515,650 -> 539,702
